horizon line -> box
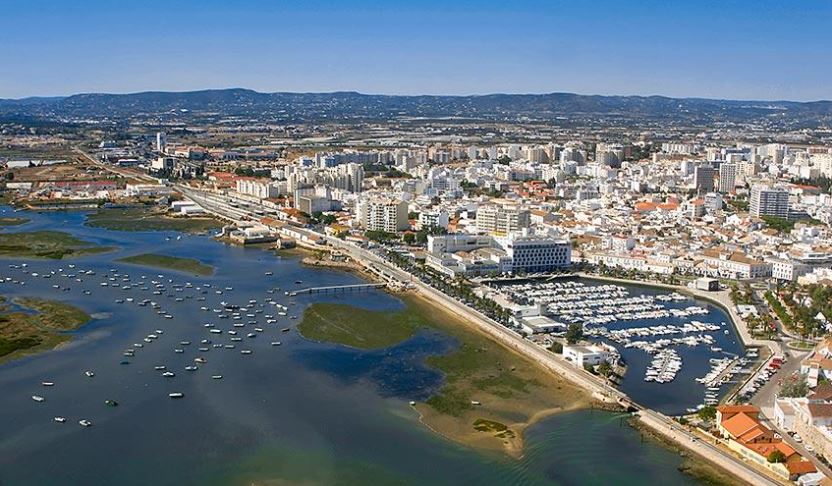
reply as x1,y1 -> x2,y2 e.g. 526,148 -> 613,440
2,87 -> 830,105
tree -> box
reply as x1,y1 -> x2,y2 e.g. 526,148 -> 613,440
780,374 -> 809,398
549,341 -> 563,354
767,450 -> 786,463
403,233 -> 416,245
697,406 -> 717,422
565,324 -> 583,344
597,361 -> 613,377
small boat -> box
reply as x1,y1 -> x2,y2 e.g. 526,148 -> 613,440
54,416 -> 66,423
32,395 -> 45,402
211,375 -> 223,380
240,350 -> 252,355
84,371 -> 95,378
42,381 -> 54,387
154,366 -> 167,371
270,341 -> 281,346
162,371 -> 175,377
105,399 -> 118,407
194,357 -> 207,363
79,419 -> 92,427
169,392 -> 184,399
185,366 -> 198,371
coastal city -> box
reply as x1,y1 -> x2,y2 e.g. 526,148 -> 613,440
1,100 -> 831,485
2,1 -> 832,485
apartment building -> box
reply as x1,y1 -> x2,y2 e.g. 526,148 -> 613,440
751,185 -> 790,218
357,196 -> 409,233
476,205 -> 530,235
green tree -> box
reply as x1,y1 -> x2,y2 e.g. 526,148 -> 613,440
597,361 -> 613,377
566,324 -> 583,344
767,450 -> 786,463
403,233 -> 416,245
549,341 -> 563,354
780,374 -> 809,398
697,406 -> 717,421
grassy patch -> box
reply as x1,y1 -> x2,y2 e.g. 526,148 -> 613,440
298,300 -> 545,418
0,217 -> 29,226
0,296 -> 91,363
473,418 -> 508,432
298,303 -> 423,350
0,230 -> 114,259
85,207 -> 221,233
117,253 -> 214,276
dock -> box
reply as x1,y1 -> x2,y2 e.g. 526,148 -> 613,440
290,283 -> 386,296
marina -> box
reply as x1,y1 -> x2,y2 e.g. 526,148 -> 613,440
493,278 -> 750,414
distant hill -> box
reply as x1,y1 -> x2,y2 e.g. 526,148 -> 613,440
1,88 -> 830,125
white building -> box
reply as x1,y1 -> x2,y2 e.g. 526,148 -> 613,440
236,179 -> 280,199
357,195 -> 409,233
563,343 -> 612,367
418,210 -> 449,230
497,233 -> 571,273
476,205 -> 530,235
768,258 -> 811,282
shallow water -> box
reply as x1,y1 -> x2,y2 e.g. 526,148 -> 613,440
0,207 -> 705,485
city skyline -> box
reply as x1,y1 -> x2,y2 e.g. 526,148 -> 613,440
1,0 -> 831,101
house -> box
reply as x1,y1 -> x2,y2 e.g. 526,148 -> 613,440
716,405 -> 817,481
801,338 -> 832,388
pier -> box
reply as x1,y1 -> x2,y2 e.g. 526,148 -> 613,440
290,283 -> 387,296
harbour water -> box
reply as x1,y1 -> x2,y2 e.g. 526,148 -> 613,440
0,207 -> 705,485
581,278 -> 746,415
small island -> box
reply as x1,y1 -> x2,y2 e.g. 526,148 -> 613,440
85,206 -> 221,234
0,231 -> 114,259
0,296 -> 91,364
0,216 -> 29,226
298,297 -> 592,456
117,253 -> 215,276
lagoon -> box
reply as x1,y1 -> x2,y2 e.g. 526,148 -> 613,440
0,207 -> 710,485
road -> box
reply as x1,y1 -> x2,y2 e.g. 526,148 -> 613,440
73,146 -> 159,183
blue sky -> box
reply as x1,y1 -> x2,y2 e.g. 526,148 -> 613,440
0,0 -> 830,100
